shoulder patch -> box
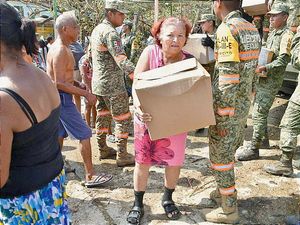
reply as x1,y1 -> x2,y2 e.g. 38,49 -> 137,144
216,23 -> 240,63
279,31 -> 294,56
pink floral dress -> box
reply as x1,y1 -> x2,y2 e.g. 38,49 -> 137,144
134,45 -> 192,166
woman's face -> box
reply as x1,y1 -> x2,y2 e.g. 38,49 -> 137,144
159,23 -> 187,56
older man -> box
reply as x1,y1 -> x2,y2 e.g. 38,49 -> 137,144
91,0 -> 135,167
47,12 -> 112,187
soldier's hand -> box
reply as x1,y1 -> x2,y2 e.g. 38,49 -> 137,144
217,128 -> 228,137
201,34 -> 214,49
86,92 -> 97,105
256,66 -> 267,73
135,106 -> 152,122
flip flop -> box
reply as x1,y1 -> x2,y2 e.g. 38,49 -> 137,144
84,173 -> 113,188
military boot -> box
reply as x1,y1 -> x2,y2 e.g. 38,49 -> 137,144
205,192 -> 239,224
209,188 -> 221,205
292,147 -> 300,170
261,137 -> 270,149
116,151 -> 135,167
236,142 -> 259,161
264,152 -> 293,176
99,146 -> 116,160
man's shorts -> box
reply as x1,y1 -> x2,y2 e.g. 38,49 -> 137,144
59,91 -> 92,140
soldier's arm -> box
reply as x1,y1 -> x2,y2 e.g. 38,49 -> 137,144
265,32 -> 294,70
214,24 -> 241,129
106,31 -> 135,80
291,32 -> 300,70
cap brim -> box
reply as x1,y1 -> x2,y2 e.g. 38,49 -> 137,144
198,20 -> 207,23
117,9 -> 128,14
267,10 -> 282,14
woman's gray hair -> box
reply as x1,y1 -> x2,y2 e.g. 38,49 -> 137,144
55,11 -> 77,32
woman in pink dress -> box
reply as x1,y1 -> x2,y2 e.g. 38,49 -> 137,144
127,17 -> 193,224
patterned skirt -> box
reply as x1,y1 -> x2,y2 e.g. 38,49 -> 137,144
134,115 -> 187,166
0,170 -> 71,225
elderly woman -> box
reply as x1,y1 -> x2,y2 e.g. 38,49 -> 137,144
0,3 -> 70,224
127,17 -> 193,224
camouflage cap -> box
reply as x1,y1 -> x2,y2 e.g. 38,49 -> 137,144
105,0 -> 128,14
198,14 -> 215,23
267,2 -> 289,15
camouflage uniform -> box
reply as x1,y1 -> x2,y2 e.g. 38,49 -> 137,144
207,10 -> 261,221
90,14 -> 135,165
199,14 -> 217,76
254,8 -> 294,149
273,0 -> 300,30
121,32 -> 135,59
264,27 -> 300,175
130,26 -> 148,65
237,3 -> 294,162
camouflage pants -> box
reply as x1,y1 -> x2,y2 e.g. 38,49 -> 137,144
96,92 -> 131,153
279,101 -> 300,160
252,88 -> 278,147
209,121 -> 245,195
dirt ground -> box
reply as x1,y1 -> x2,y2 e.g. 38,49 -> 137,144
63,96 -> 300,225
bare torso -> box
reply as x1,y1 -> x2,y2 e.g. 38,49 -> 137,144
47,40 -> 75,87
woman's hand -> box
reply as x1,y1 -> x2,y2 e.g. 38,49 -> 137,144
135,106 -> 152,122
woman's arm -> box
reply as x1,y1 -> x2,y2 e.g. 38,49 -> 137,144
132,46 -> 152,122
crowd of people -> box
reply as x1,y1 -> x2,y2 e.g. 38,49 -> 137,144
0,0 -> 300,224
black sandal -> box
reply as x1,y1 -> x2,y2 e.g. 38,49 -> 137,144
127,206 -> 144,225
162,200 -> 181,220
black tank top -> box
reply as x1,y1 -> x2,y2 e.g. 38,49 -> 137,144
0,88 -> 63,198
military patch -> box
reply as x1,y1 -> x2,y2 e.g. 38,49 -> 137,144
113,40 -> 123,54
216,23 -> 240,63
279,32 -> 293,56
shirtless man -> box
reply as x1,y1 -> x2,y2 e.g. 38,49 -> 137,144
47,11 -> 112,187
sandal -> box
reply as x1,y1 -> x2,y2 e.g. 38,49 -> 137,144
162,200 -> 181,220
127,206 -> 144,225
84,173 -> 113,188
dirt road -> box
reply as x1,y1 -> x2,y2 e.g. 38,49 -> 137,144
63,96 -> 300,225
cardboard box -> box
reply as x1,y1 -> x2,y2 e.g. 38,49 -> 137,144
257,47 -> 274,77
183,34 -> 215,65
242,0 -> 269,16
134,58 -> 216,140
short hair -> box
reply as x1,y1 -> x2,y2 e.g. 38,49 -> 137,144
55,11 -> 77,32
151,17 -> 192,47
0,3 -> 38,56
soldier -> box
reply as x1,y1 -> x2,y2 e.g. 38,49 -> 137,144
199,13 -> 217,76
204,0 -> 261,223
236,3 -> 294,161
264,26 -> 300,176
130,22 -> 149,65
90,0 -> 135,167
270,0 -> 300,32
121,20 -> 135,59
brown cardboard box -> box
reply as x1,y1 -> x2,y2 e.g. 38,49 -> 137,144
134,58 -> 216,140
242,0 -> 269,16
257,47 -> 274,77
183,34 -> 215,65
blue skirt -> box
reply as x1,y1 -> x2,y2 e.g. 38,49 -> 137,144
0,170 -> 71,225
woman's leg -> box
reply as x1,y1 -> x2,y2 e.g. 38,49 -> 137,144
85,105 -> 91,127
127,163 -> 151,224
162,166 -> 182,220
